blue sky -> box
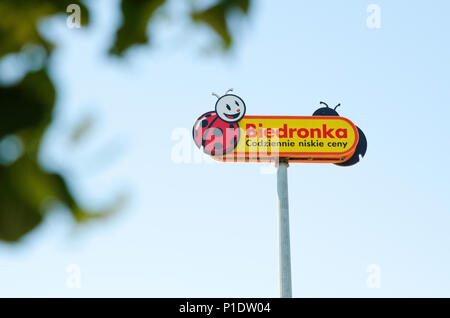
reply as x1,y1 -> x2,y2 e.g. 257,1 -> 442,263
1,0 -> 450,297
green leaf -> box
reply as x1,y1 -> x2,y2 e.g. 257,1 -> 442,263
110,0 -> 167,56
0,158 -> 43,242
0,154 -> 117,242
0,69 -> 55,153
191,0 -> 250,49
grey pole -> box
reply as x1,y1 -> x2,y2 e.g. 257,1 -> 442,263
277,159 -> 292,298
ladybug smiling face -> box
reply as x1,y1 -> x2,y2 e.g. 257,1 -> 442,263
215,94 -> 246,123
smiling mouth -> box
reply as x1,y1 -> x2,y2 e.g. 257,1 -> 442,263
225,113 -> 240,119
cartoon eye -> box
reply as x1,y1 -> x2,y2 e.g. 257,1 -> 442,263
226,104 -> 231,111
235,101 -> 239,106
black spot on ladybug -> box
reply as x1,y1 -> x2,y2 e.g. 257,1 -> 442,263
213,128 -> 223,137
229,124 -> 234,128
205,114 -> 212,118
201,119 -> 209,128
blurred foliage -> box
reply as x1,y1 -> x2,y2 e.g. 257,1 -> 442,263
192,0 -> 250,49
110,0 -> 167,56
0,0 -> 252,243
0,0 -> 89,57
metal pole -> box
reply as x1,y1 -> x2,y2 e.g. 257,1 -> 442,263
277,159 -> 292,298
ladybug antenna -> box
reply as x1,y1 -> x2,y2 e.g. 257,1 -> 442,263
320,101 -> 329,108
212,92 -> 220,99
334,103 -> 341,110
225,88 -> 233,95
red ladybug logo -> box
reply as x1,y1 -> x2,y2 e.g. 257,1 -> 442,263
193,89 -> 246,156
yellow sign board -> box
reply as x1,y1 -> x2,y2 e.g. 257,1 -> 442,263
215,116 -> 359,163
